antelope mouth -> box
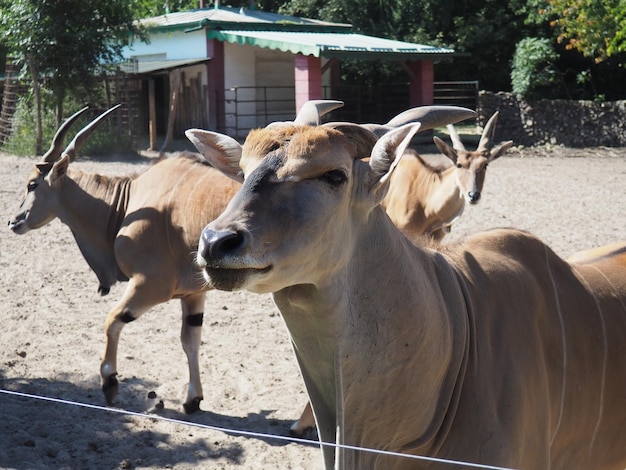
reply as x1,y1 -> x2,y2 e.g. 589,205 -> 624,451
202,265 -> 272,291
8,214 -> 28,234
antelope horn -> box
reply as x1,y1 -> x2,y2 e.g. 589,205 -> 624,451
42,106 -> 90,163
293,100 -> 344,126
447,123 -> 466,151
385,105 -> 475,129
362,105 -> 476,138
476,111 -> 500,152
63,104 -> 121,162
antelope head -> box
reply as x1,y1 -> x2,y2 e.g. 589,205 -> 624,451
8,105 -> 120,234
433,111 -> 513,204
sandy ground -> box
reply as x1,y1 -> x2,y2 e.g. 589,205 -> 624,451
1,145 -> 625,470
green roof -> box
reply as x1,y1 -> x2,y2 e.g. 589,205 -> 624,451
207,30 -> 454,60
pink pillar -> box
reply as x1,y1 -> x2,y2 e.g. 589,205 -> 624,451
408,60 -> 434,106
295,54 -> 322,113
206,38 -> 225,131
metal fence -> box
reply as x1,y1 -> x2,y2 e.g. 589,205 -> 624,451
223,86 -> 296,139
433,80 -> 479,111
0,78 -> 478,150
222,81 -> 479,139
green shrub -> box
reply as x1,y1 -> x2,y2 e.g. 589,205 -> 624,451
511,37 -> 559,99
3,93 -> 133,157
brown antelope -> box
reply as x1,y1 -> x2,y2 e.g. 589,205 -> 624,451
7,105 -> 244,413
382,111 -> 513,241
189,113 -> 626,469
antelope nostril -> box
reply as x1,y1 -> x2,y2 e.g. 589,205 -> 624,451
200,228 -> 245,263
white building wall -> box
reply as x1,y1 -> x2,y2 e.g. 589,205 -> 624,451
223,42 -> 256,133
255,48 -> 295,123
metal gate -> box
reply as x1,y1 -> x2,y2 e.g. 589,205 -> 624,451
220,81 -> 478,139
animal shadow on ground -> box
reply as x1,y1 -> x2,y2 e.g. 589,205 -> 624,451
0,374 -> 313,469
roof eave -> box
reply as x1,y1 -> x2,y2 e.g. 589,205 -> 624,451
320,50 -> 460,61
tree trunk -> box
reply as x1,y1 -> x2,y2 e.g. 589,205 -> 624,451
27,55 -> 42,156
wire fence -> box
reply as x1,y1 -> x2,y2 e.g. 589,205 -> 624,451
0,60 -> 141,156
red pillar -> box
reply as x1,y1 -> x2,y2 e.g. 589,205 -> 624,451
206,38 -> 225,131
295,54 -> 322,113
408,60 -> 434,107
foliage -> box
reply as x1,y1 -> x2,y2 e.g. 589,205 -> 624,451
275,0 -> 626,98
4,93 -> 57,157
541,0 -> 626,61
133,0 -> 199,17
276,0 -> 545,92
5,93 -> 133,157
511,37 -> 559,98
0,0 -> 144,119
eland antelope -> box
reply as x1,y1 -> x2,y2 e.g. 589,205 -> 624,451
382,111 -> 513,241
189,112 -> 626,469
289,106 -> 512,242
7,105 -> 243,413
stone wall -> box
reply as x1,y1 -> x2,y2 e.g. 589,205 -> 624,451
477,91 -> 626,147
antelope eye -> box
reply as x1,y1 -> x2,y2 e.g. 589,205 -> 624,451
456,163 -> 462,169
320,169 -> 346,186
27,181 -> 38,191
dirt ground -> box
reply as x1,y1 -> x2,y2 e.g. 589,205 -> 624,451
1,144 -> 625,470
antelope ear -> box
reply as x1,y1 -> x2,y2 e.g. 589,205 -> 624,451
489,140 -> 514,161
368,123 -> 421,198
186,129 -> 244,183
48,154 -> 70,186
433,136 -> 459,164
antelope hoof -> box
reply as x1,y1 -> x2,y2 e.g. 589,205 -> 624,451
102,374 -> 119,405
183,396 -> 203,414
98,285 -> 110,296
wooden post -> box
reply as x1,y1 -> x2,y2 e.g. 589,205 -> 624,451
160,68 -> 182,154
148,78 -> 157,151
206,39 -> 225,131
406,60 -> 434,106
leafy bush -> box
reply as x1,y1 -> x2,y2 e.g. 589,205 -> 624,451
4,93 -> 133,157
511,37 -> 559,98
3,92 -> 57,157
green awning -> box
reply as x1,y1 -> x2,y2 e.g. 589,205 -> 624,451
206,30 -> 455,60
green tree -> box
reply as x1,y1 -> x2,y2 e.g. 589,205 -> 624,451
543,0 -> 626,61
133,0 -> 199,17
277,0 -> 546,91
0,0 -> 143,151
511,37 -> 559,97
